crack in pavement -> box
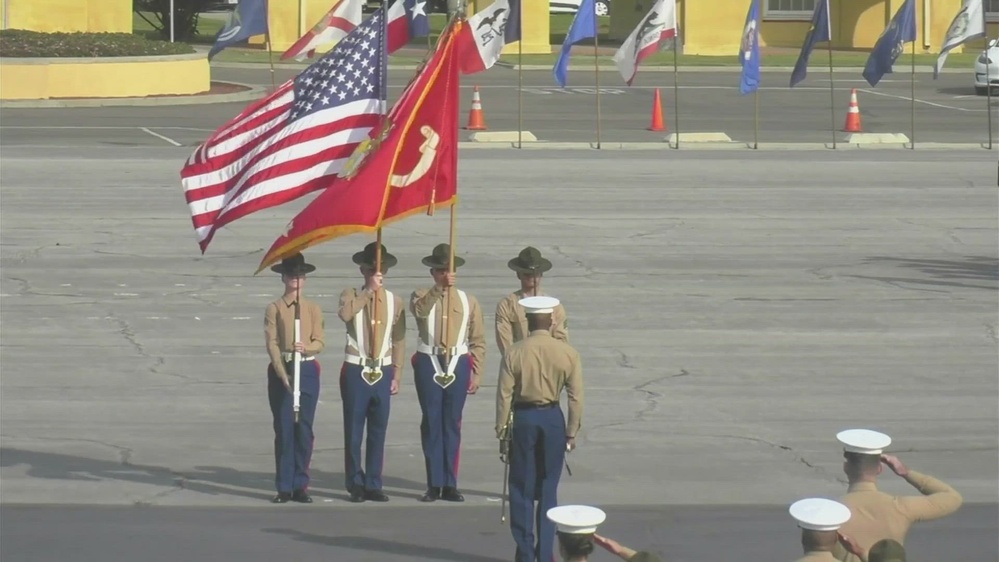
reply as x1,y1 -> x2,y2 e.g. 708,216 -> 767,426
548,245 -> 597,278
634,370 -> 689,421
105,311 -> 194,383
709,434 -> 846,484
615,350 -> 637,370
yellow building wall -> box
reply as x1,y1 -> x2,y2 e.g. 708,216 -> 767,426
3,0 -> 131,33
258,1 -> 550,55
611,0 -> 997,56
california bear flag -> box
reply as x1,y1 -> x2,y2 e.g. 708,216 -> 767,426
612,0 -> 677,85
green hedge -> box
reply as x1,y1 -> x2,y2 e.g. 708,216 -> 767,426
0,30 -> 196,58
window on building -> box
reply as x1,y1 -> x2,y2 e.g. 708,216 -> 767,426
764,0 -> 817,20
987,0 -> 999,22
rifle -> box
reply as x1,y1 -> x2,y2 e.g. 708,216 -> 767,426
498,408 -> 514,523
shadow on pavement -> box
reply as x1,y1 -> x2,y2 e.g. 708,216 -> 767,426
0,447 -> 496,504
263,528 -> 509,562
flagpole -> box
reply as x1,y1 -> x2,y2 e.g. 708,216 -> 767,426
293,281 -> 301,424
987,37 -> 994,150
826,40 -> 836,149
593,16 -> 602,149
910,38 -> 915,149
672,33 -> 680,149
265,32 -> 277,92
517,12 -> 524,149
444,203 -> 457,370
371,228 -> 382,377
753,89 -> 759,149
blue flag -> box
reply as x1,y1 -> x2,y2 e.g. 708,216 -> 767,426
738,0 -> 761,95
863,0 -> 917,87
208,0 -> 269,61
505,0 -> 522,44
789,0 -> 830,88
553,0 -> 597,88
405,0 -> 431,39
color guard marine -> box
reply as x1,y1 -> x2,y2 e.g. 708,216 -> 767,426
410,243 -> 486,503
263,253 -> 324,504
337,242 -> 407,503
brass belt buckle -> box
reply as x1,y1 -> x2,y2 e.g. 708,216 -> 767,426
433,372 -> 456,388
361,366 -> 383,386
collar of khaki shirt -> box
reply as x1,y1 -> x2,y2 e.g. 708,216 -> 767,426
847,481 -> 878,493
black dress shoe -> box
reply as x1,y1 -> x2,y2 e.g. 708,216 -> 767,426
364,489 -> 389,502
292,489 -> 313,503
441,487 -> 464,502
271,492 -> 292,504
348,489 -> 366,503
419,487 -> 441,502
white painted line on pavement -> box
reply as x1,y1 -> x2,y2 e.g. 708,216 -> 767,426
857,88 -> 981,111
139,127 -> 183,146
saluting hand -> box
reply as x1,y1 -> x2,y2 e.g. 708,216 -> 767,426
837,532 -> 864,559
881,454 -> 909,477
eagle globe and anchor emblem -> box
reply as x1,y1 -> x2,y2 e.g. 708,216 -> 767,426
944,8 -> 970,44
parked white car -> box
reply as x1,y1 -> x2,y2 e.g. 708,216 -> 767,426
974,39 -> 999,95
551,0 -> 611,16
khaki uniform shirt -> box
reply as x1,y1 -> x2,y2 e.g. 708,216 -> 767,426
494,290 -> 568,357
832,471 -> 963,562
495,330 -> 583,439
795,551 -> 840,562
264,295 -> 325,379
410,285 -> 486,383
337,287 -> 407,376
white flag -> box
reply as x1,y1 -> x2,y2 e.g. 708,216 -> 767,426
612,0 -> 677,85
281,0 -> 364,61
935,0 -> 986,78
457,0 -> 518,74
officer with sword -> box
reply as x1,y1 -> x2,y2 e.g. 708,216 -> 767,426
264,253 -> 325,504
495,295 -> 585,562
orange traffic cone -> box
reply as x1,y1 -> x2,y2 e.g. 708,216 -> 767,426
647,88 -> 666,132
464,86 -> 487,130
842,88 -> 863,133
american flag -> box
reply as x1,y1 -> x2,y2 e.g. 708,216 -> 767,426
181,9 -> 388,252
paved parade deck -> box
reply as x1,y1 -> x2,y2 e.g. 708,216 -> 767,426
1,65 -> 997,561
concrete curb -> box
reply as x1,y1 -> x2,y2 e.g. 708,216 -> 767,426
0,82 -> 266,108
209,60 -> 966,74
454,141 -> 994,151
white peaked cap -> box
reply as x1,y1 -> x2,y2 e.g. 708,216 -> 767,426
519,295 -> 560,314
837,429 -> 892,455
546,505 -> 606,534
789,498 -> 852,531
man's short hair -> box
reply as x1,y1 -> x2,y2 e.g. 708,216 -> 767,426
844,452 -> 881,472
557,532 -> 594,558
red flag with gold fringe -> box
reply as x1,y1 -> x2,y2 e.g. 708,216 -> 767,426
256,20 -> 462,274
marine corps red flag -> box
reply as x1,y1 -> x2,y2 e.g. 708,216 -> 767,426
256,20 -> 461,273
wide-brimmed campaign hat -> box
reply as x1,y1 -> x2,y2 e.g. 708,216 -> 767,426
352,242 -> 398,271
508,246 -> 552,274
421,243 -> 465,269
270,253 -> 316,276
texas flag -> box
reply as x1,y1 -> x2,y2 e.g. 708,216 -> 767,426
612,0 -> 677,85
456,0 -> 521,74
281,0 -> 363,61
388,0 -> 431,53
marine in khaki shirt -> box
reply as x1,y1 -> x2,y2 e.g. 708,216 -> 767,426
788,498 -> 865,562
496,296 -> 584,562
262,253 -> 325,504
495,247 -> 568,357
409,243 -> 486,503
337,287 -> 407,386
833,454 -> 962,562
336,242 -> 407,503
